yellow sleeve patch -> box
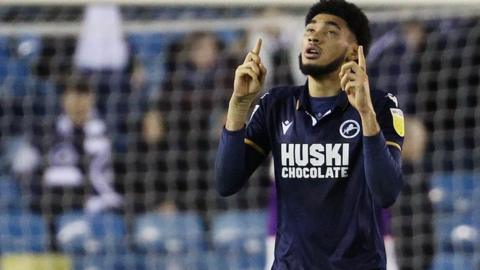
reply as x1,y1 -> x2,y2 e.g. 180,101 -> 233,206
390,108 -> 405,137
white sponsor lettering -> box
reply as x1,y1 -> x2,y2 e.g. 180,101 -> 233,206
280,143 -> 350,179
281,143 -> 295,166
325,144 -> 342,166
280,166 -> 349,179
295,144 -> 309,166
309,144 -> 324,166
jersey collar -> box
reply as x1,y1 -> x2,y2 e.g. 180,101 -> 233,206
295,81 -> 349,113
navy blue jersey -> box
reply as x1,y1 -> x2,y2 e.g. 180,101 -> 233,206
215,83 -> 404,269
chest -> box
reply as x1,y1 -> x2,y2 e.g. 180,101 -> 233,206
270,105 -> 363,145
268,104 -> 365,180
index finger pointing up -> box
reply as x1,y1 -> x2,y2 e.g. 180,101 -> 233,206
358,45 -> 366,70
252,38 -> 262,55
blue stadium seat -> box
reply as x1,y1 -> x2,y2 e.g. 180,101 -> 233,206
16,35 -> 42,61
217,30 -> 243,45
209,248 -> 265,269
213,253 -> 265,270
73,254 -> 144,270
0,36 -> 10,60
0,175 -> 22,213
0,59 -> 30,96
127,33 -> 169,60
127,33 -> 172,87
141,253 -> 208,270
430,172 -> 479,214
435,215 -> 479,253
207,248 -> 265,269
211,209 -> 267,268
0,213 -> 48,253
122,252 -> 249,270
133,212 -> 205,254
56,212 -> 127,254
75,253 -> 223,270
431,172 -> 480,256
202,251 -> 229,270
431,252 -> 480,270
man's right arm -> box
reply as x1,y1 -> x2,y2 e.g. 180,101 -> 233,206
215,127 -> 266,196
215,38 -> 268,197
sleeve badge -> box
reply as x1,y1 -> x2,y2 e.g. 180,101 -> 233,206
390,108 -> 405,137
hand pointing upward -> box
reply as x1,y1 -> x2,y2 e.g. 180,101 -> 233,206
233,38 -> 267,99
339,45 -> 373,115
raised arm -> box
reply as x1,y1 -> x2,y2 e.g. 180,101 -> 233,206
340,46 -> 404,208
215,38 -> 269,197
226,38 -> 267,131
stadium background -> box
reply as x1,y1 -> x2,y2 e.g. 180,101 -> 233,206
0,0 -> 478,269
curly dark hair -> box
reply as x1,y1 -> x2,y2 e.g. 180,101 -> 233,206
305,0 -> 371,55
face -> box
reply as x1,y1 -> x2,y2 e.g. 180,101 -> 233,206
300,14 -> 357,77
190,34 -> 219,70
62,90 -> 94,126
142,110 -> 165,144
402,22 -> 426,51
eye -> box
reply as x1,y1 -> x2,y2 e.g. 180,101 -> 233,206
306,28 -> 314,33
326,30 -> 339,37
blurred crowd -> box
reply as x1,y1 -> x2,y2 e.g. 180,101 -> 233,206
0,4 -> 479,270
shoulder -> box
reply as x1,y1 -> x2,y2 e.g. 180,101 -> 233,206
370,89 -> 400,110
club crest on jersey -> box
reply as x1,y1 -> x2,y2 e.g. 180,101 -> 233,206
339,120 -> 360,139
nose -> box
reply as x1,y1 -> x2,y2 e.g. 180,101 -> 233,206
308,36 -> 319,43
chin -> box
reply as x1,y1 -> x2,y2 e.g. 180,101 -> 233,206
303,58 -> 326,67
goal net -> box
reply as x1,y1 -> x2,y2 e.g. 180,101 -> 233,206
0,1 -> 478,269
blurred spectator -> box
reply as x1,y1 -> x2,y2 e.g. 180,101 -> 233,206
368,20 -> 427,115
246,8 -> 305,87
145,31 -> 239,211
74,3 -> 134,131
160,31 -> 235,98
12,75 -> 122,247
117,109 -> 171,214
370,18 -> 479,171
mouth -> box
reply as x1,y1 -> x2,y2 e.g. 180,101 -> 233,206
304,45 -> 321,60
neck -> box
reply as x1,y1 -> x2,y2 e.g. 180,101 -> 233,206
307,70 -> 342,98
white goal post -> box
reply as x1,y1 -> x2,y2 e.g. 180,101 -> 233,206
0,0 -> 480,7
0,0 -> 479,36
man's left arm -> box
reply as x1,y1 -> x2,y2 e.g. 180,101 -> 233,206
361,100 -> 404,208
340,46 -> 404,208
